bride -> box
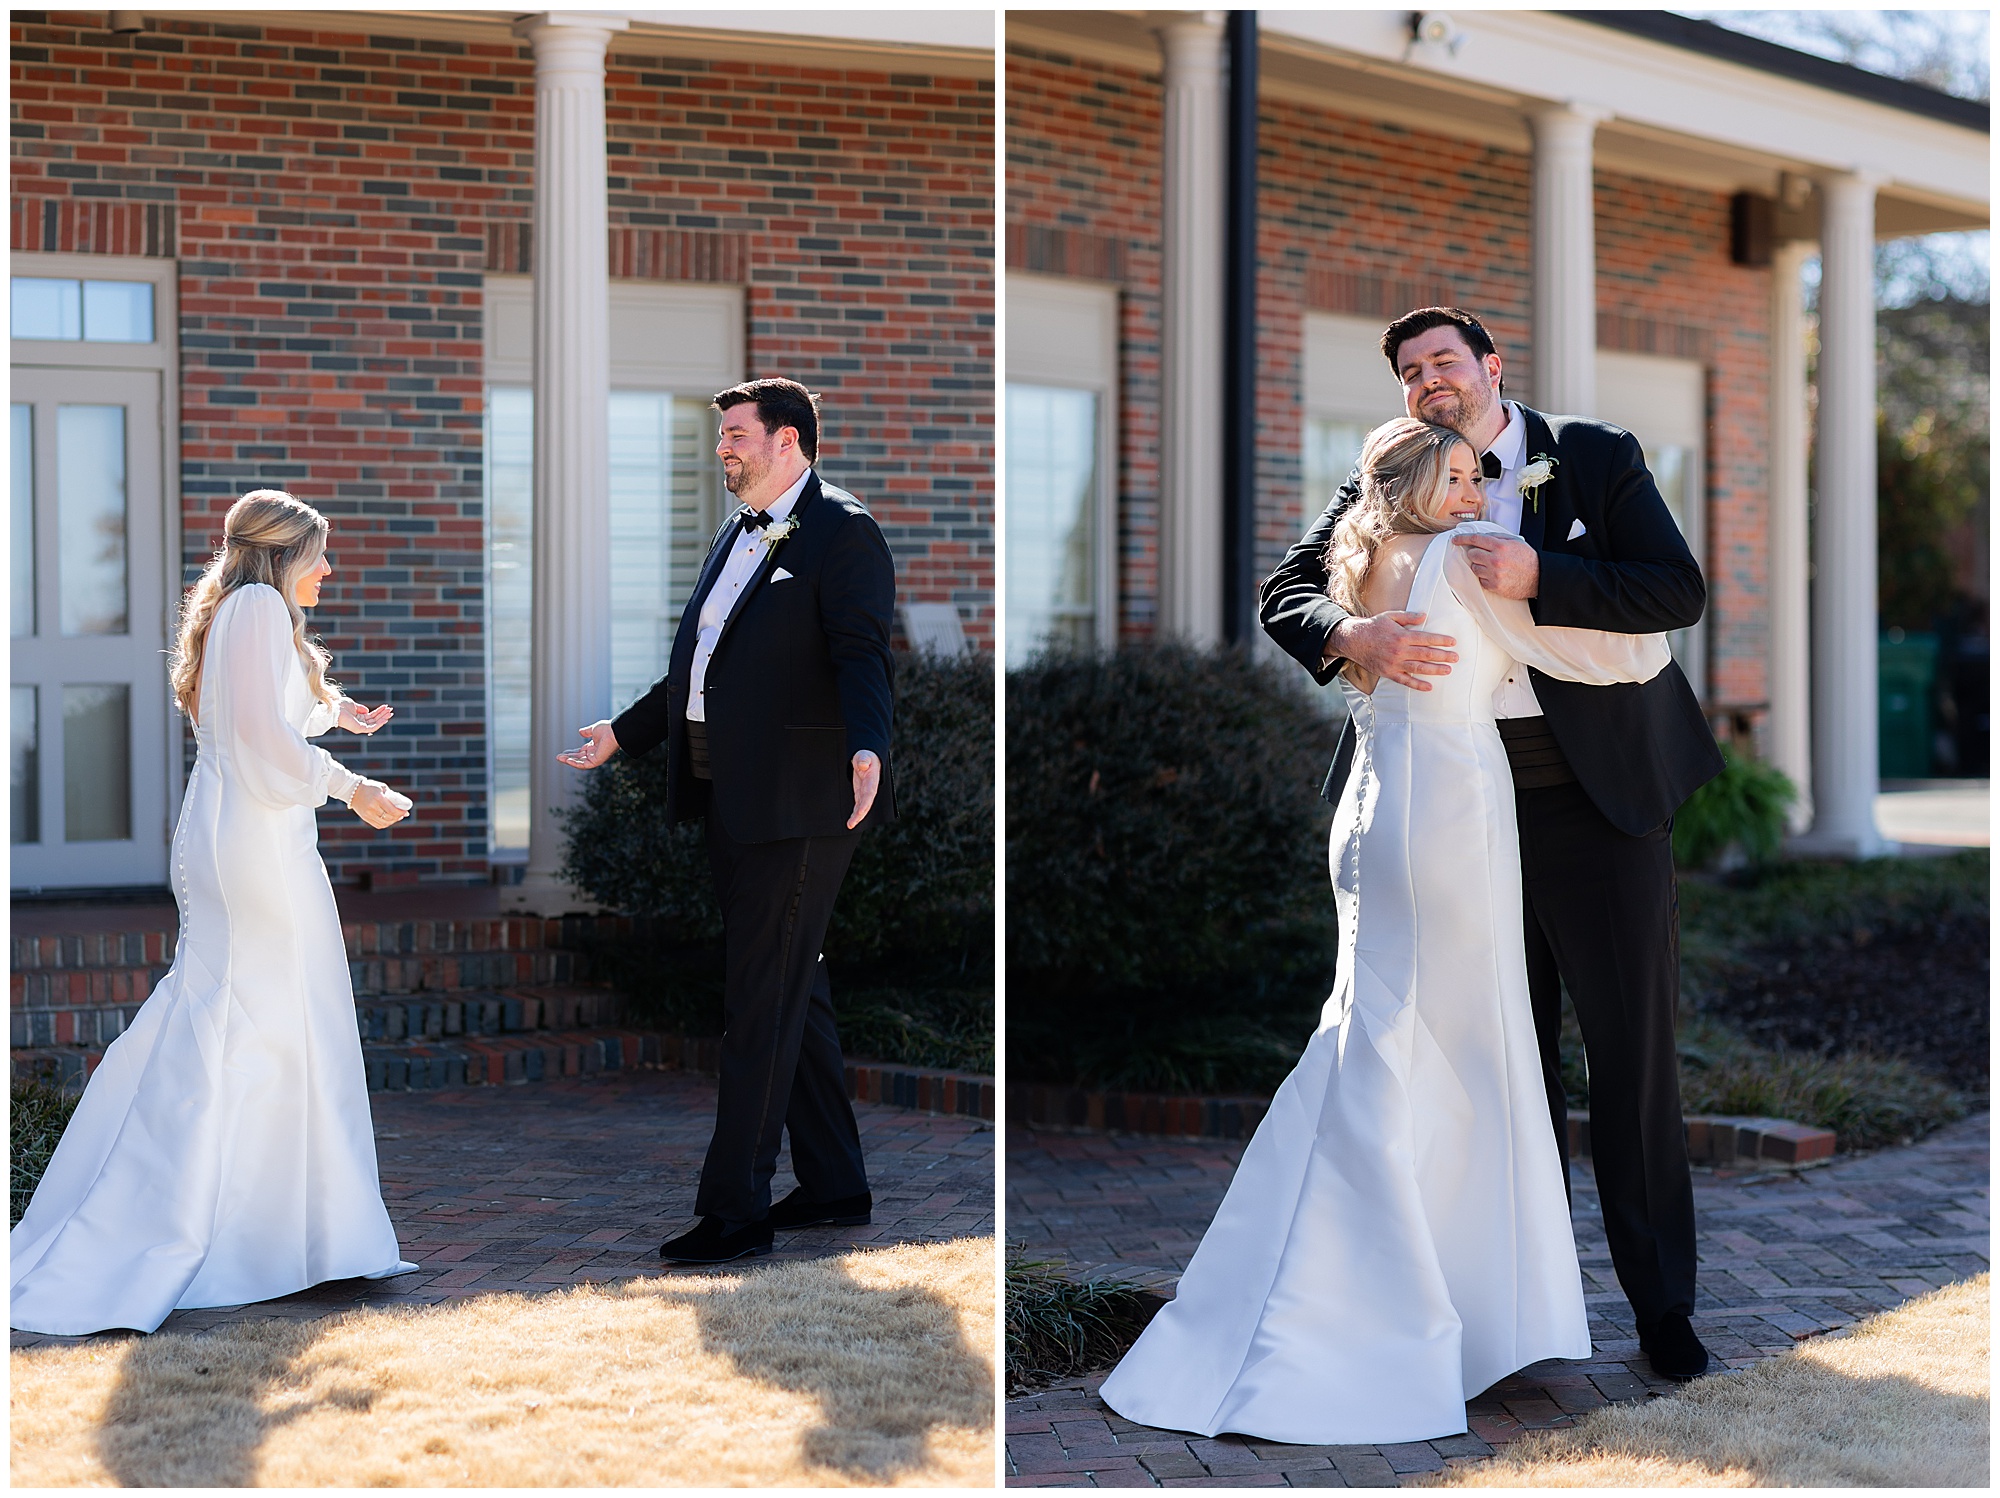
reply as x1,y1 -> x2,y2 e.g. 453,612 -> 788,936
1098,419 -> 1669,1444
12,490 -> 419,1336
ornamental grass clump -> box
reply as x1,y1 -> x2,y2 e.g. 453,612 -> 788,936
1005,1252 -> 1160,1394
12,1078 -> 81,1227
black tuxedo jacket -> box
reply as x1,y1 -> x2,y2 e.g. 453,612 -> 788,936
612,470 -> 897,843
1260,406 -> 1723,837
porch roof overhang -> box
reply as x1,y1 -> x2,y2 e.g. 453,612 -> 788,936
1007,10 -> 1989,240
167,9 -> 996,77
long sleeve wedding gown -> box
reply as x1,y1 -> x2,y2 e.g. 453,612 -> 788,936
1099,523 -> 1669,1444
11,583 -> 413,1336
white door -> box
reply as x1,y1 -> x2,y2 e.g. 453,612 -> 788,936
10,366 -> 170,889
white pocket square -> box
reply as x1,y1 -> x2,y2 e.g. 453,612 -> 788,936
1566,519 -> 1587,541
771,567 -> 795,582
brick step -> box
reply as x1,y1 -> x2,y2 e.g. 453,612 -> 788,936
14,1034 -> 997,1122
15,985 -> 622,1050
10,913 -> 633,974
14,949 -> 594,1017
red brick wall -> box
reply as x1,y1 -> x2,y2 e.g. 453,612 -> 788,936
1006,40 -> 1772,715
1005,43 -> 1163,642
12,10 -> 993,885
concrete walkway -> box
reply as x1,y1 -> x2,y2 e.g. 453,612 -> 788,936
1006,1114 -> 1988,1486
13,1067 -> 993,1350
1875,779 -> 1989,848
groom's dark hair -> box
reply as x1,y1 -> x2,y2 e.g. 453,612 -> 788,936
713,378 -> 821,461
1381,307 -> 1502,387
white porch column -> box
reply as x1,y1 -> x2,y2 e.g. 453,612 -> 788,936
508,12 -> 627,913
1801,171 -> 1887,857
1156,14 -> 1225,644
1527,102 -> 1607,415
1766,238 -> 1814,833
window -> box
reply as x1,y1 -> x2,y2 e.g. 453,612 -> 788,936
1597,352 -> 1707,696
1006,274 -> 1118,668
11,277 -> 155,343
480,278 -> 742,858
482,388 -> 723,854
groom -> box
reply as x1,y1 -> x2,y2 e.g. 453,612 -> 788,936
1261,307 -> 1723,1380
562,377 -> 895,1265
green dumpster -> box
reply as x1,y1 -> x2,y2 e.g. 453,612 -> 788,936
1878,630 -> 1939,779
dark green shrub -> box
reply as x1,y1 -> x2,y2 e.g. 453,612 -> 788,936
1672,744 -> 1796,870
1006,644 -> 1341,1091
12,1079 -> 81,1227
1005,1251 -> 1161,1393
559,650 -> 994,967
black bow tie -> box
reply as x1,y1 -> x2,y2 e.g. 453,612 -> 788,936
1481,451 -> 1503,481
738,506 -> 774,531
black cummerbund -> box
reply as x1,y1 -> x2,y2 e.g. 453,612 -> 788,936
685,716 -> 712,780
1496,715 -> 1578,790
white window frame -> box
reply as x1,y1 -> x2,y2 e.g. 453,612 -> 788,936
1006,272 -> 1120,656
11,250 -> 183,884
479,275 -> 744,862
1597,350 -> 1708,699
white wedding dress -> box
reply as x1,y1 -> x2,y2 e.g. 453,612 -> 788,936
1099,524 -> 1668,1444
11,583 -> 413,1336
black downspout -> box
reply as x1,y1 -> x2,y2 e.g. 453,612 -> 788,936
1222,9 -> 1259,645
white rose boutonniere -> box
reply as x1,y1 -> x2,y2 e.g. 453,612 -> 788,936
762,517 -> 799,546
1517,453 -> 1558,512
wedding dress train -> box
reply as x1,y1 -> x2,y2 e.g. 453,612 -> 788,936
1099,524 -> 1668,1443
11,584 -> 413,1336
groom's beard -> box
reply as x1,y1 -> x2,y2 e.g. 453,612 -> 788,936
722,452 -> 769,497
1418,382 -> 1497,439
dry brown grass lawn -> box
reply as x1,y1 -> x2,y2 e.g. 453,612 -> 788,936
1430,1273 -> 1988,1488
10,1235 -> 996,1487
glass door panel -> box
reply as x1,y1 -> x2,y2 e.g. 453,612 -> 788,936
8,367 -> 167,888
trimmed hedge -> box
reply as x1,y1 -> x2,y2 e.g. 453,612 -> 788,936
1672,744 -> 1796,870
1006,644 -> 1342,1093
557,652 -> 994,1064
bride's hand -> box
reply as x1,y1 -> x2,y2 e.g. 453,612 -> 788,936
337,699 -> 394,735
350,781 -> 412,829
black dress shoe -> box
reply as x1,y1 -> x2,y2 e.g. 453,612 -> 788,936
659,1215 -> 774,1264
1640,1311 -> 1711,1381
767,1187 -> 873,1229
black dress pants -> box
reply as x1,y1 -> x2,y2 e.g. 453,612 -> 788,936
697,814 -> 869,1229
1517,778 -> 1697,1331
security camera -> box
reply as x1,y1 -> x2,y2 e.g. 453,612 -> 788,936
1410,12 -> 1464,54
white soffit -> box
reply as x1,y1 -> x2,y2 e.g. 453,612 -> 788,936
1261,11 -> 1986,215
1009,12 -> 1985,227
175,10 -> 994,75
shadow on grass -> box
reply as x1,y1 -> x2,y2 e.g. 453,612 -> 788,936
90,1315 -> 366,1488
659,1247 -> 993,1482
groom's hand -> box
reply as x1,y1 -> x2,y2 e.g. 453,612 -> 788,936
1453,531 -> 1539,599
558,720 -> 619,771
1329,613 -> 1457,691
848,750 -> 882,829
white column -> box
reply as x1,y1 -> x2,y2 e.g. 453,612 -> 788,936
1800,171 -> 1887,856
1156,15 -> 1226,644
1766,239 -> 1814,833
508,12 -> 627,913
1527,102 -> 1607,416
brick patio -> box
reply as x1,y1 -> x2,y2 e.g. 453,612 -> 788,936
1005,1113 -> 1989,1486
12,1067 -> 994,1351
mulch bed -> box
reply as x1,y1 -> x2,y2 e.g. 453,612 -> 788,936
1702,913 -> 1990,1094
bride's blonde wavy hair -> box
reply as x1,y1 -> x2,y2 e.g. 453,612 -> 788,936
1324,418 -> 1477,615
169,490 -> 338,720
